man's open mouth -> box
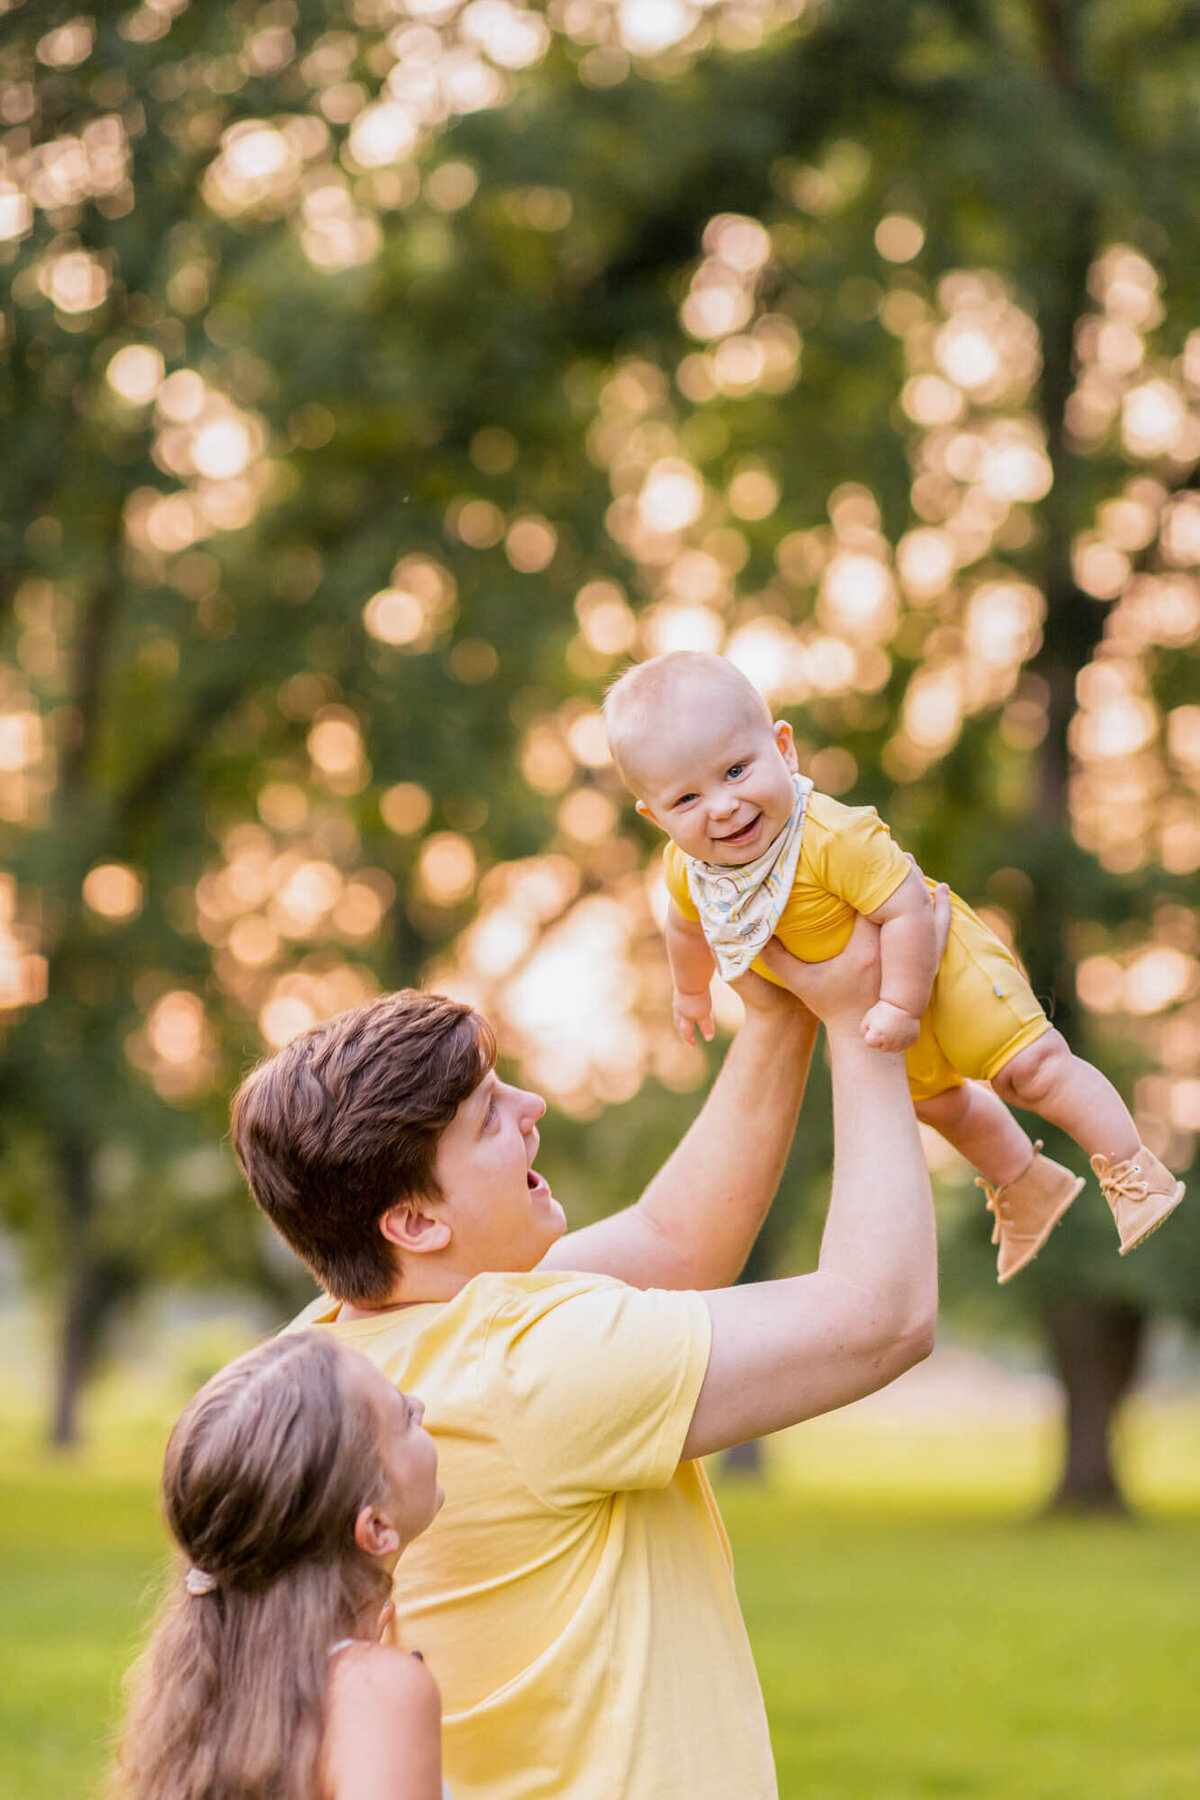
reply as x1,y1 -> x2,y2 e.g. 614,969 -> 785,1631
527,1169 -> 549,1194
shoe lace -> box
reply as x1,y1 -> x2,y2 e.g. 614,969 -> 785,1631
974,1175 -> 1004,1244
1095,1155 -> 1149,1206
975,1141 -> 1045,1245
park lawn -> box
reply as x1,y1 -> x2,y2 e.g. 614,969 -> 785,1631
1,1431 -> 1198,1799
723,1488 -> 1200,1799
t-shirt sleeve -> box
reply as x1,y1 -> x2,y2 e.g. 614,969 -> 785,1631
662,843 -> 700,923
808,796 -> 912,917
481,1278 -> 712,1510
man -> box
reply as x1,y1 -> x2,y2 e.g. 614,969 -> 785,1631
232,911 -> 941,1798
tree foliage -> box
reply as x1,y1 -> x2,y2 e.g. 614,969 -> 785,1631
1,1 -> 1198,1484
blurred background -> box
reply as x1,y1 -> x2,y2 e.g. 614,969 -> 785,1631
1,0 -> 1199,1794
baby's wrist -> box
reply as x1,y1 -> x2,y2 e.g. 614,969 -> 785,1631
877,998 -> 918,1020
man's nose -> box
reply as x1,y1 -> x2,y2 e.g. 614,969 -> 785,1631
519,1087 -> 547,1125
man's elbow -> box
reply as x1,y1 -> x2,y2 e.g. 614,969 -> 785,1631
858,1284 -> 936,1389
898,1306 -> 937,1372
885,1286 -> 938,1378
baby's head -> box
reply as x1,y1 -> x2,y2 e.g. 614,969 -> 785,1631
604,652 -> 798,866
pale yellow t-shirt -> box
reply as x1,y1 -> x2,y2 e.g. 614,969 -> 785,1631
289,1270 -> 777,1800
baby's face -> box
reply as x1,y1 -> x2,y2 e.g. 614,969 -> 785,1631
632,688 -> 798,866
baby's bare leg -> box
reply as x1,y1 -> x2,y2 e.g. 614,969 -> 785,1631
991,1030 -> 1139,1162
914,1081 -> 1034,1187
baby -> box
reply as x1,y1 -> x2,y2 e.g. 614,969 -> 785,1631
604,651 -> 1185,1282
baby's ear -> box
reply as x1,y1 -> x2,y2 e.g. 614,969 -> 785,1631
635,799 -> 667,834
774,720 -> 799,772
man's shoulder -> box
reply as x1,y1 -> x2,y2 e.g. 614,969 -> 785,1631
283,1291 -> 342,1332
282,1269 -> 624,1341
469,1266 -> 625,1327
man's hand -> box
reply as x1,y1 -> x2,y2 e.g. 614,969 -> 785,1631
673,987 -> 715,1046
860,999 -> 920,1052
755,912 -> 882,1033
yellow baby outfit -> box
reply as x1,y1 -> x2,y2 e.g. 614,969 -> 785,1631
665,787 -> 1050,1101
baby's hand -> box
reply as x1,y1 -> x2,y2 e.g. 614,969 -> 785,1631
860,999 -> 920,1053
673,988 -> 715,1047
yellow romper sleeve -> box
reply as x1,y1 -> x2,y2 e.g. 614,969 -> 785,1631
804,794 -> 913,916
662,842 -> 701,922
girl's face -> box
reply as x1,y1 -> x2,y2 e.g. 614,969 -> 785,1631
346,1350 -> 444,1554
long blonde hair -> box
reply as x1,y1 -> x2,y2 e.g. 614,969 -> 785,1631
114,1332 -> 393,1800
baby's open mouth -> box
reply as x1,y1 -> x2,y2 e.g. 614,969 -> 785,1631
716,813 -> 761,845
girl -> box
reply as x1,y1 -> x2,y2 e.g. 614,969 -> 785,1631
114,1331 -> 447,1799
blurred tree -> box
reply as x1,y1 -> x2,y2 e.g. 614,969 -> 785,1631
1,0 -> 1197,1510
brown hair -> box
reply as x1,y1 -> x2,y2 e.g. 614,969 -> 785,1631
113,1332 -> 393,1800
231,990 -> 495,1304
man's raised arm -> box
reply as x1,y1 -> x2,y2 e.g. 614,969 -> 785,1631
680,919 -> 938,1459
542,973 -> 818,1291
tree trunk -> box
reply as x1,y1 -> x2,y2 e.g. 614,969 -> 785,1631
1043,1297 -> 1146,1513
723,1438 -> 766,1477
50,1126 -> 103,1447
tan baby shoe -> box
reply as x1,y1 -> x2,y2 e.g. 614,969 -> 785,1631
1091,1145 -> 1185,1255
976,1143 -> 1085,1284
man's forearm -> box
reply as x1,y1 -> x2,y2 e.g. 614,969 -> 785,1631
634,1001 -> 818,1289
682,1030 -> 937,1459
818,1029 -> 936,1322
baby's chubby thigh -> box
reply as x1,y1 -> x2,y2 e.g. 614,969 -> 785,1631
919,895 -> 1051,1086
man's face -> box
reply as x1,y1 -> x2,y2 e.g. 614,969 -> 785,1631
431,1068 -> 565,1274
634,688 -> 799,866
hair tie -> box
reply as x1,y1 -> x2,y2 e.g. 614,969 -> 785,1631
185,1566 -> 218,1596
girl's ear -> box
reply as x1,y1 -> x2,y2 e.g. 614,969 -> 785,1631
774,720 -> 799,773
379,1202 -> 451,1258
635,799 -> 667,834
353,1503 -> 401,1560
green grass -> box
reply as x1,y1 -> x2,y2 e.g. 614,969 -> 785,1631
725,1492 -> 1200,1798
1,1411 -> 1198,1798
0,1454 -> 166,1799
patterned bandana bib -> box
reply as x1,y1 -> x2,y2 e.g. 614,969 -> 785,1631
684,774 -> 814,981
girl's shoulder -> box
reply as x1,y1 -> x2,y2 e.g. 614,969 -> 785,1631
329,1638 -> 440,1710
324,1643 -> 442,1798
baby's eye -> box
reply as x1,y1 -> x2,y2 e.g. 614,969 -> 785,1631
673,792 -> 698,808
726,762 -> 746,779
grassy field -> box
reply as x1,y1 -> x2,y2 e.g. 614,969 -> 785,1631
1,1410 -> 1198,1798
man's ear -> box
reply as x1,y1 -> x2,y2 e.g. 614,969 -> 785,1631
774,720 -> 799,773
354,1502 -> 400,1560
635,799 -> 667,834
379,1201 -> 451,1258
